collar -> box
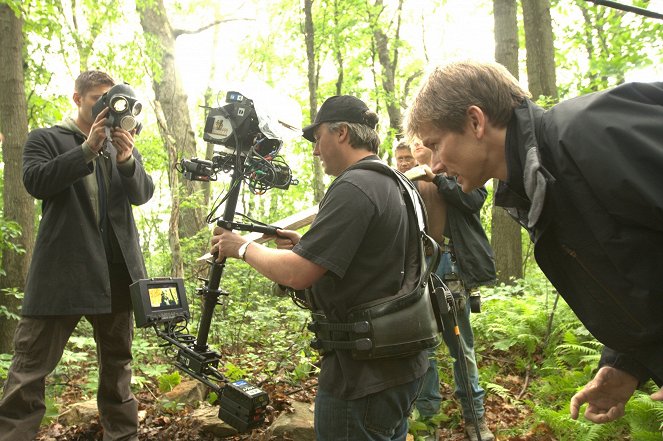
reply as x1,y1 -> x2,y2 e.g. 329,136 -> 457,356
495,100 -> 554,229
55,117 -> 88,138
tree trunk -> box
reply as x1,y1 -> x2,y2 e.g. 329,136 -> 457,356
491,0 -> 523,284
304,0 -> 325,202
0,4 -> 35,352
522,0 -> 558,100
137,0 -> 206,246
371,0 -> 405,138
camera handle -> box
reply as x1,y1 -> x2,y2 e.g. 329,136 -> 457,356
195,166 -> 245,353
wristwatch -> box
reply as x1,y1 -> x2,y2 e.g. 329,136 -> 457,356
237,241 -> 251,261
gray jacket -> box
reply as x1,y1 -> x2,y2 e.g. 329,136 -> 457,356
22,122 -> 154,315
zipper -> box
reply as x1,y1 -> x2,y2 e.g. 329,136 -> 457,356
561,244 -> 645,332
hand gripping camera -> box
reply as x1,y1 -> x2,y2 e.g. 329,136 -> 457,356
92,83 -> 143,134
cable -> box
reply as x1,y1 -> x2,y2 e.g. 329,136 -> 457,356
587,0 -> 663,20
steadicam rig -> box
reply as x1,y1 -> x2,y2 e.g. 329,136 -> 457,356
133,90 -> 301,433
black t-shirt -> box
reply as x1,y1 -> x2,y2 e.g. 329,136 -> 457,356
293,156 -> 428,400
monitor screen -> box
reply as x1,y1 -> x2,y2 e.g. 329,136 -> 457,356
149,286 -> 181,310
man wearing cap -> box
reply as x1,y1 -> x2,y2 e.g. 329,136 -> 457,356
211,95 -> 428,440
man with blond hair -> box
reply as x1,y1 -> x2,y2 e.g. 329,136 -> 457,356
404,60 -> 663,424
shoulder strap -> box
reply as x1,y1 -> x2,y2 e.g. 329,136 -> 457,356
344,159 -> 440,278
344,160 -> 427,231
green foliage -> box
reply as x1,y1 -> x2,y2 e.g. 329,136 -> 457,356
207,391 -> 218,405
554,0 -> 663,96
0,219 -> 25,261
625,391 -> 663,439
159,398 -> 185,414
0,353 -> 12,383
41,396 -> 60,426
0,289 -> 23,321
158,371 -> 182,393
222,361 -> 248,382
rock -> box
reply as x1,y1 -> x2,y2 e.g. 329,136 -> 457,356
164,379 -> 208,405
269,401 -> 315,441
192,405 -> 238,437
58,399 -> 98,425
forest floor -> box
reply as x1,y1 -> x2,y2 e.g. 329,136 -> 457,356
34,362 -> 558,441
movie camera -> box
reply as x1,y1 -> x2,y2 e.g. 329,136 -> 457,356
131,88 -> 300,433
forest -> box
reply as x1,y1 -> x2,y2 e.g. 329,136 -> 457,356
0,0 -> 662,440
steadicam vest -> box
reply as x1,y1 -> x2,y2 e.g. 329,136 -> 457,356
307,160 -> 447,360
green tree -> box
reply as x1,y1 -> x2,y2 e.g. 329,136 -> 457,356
0,2 -> 34,352
491,0 -> 523,284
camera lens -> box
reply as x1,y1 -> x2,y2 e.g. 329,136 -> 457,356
111,96 -> 129,113
132,101 -> 142,116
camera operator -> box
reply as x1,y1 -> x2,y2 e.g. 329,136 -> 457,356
404,60 -> 663,424
211,95 -> 428,441
396,140 -> 497,441
0,70 -> 154,440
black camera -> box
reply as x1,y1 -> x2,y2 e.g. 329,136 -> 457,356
92,83 -> 143,134
203,91 -> 282,158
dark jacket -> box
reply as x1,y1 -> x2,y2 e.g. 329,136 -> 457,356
22,124 -> 154,315
495,82 -> 663,384
431,177 -> 496,289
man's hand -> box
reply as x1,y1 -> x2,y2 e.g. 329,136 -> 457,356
112,127 -> 136,163
417,164 -> 437,183
210,226 -> 248,262
570,366 -> 638,423
651,386 -> 663,401
270,229 -> 301,250
87,107 -> 109,153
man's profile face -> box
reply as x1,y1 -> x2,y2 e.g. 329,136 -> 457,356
394,148 -> 416,172
312,123 -> 344,176
418,120 -> 489,193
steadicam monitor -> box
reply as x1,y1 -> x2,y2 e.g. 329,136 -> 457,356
130,277 -> 189,328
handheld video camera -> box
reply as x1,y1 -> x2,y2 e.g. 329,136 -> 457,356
92,83 -> 143,134
177,90 -> 298,193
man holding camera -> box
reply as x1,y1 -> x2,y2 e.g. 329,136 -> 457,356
211,95 -> 428,440
0,70 -> 154,440
404,60 -> 663,424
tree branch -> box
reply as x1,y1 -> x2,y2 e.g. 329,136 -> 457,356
172,18 -> 254,38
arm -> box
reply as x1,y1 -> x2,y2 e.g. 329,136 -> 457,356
433,174 -> 487,213
23,129 -> 94,199
115,145 -> 154,206
211,227 -> 326,290
416,165 -> 486,213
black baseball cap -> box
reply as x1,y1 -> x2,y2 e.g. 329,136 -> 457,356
302,95 -> 376,142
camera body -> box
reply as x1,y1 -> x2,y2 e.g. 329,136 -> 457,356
203,91 -> 279,157
92,83 -> 143,134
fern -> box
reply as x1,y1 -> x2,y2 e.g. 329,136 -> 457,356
484,382 -> 513,402
625,391 -> 663,438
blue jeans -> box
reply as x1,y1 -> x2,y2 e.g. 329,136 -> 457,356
415,252 -> 486,422
315,375 -> 424,441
